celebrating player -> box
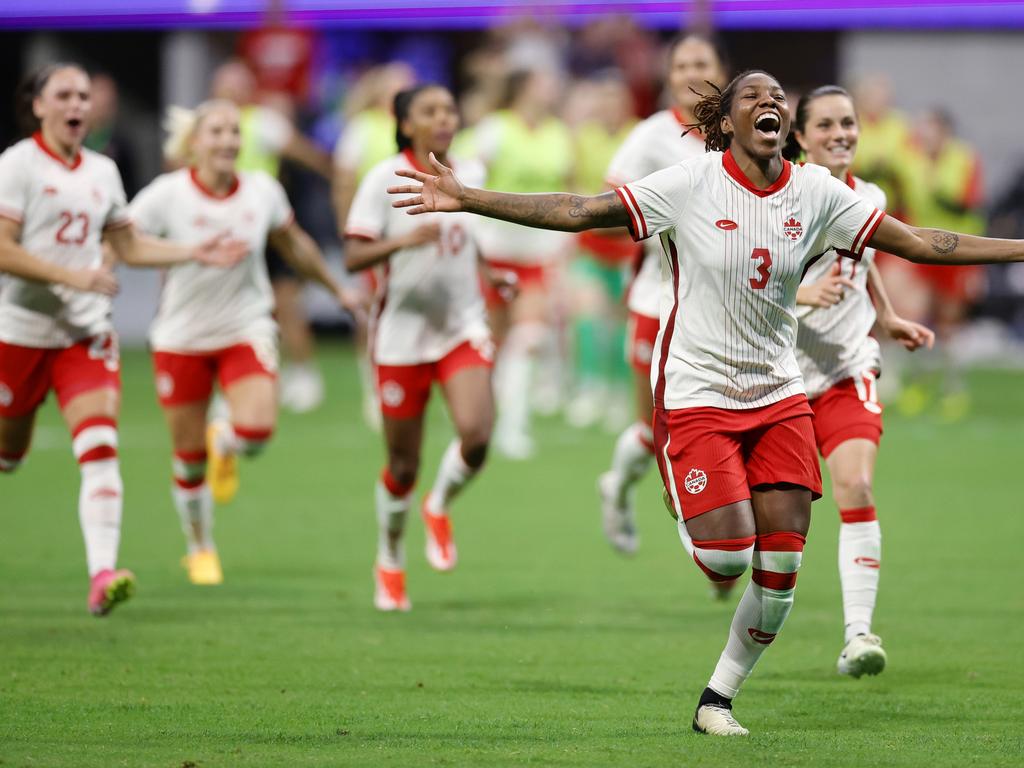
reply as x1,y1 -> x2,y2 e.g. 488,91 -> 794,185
786,86 -> 935,676
0,64 -> 245,615
130,99 -> 361,586
345,85 -> 499,612
388,69 -> 1024,735
598,34 -> 727,560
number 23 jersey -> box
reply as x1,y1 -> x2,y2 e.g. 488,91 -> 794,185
615,149 -> 884,411
346,150 -> 489,366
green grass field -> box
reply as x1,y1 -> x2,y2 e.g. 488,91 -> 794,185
2,345 -> 1022,767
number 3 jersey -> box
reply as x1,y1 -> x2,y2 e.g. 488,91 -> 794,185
615,149 -> 885,411
0,134 -> 130,348
346,150 -> 489,366
795,174 -> 887,400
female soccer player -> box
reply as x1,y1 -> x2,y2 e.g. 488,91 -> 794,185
598,34 -> 727,559
0,63 -> 244,616
130,99 -> 362,586
787,86 -> 935,677
388,70 -> 1024,735
345,85 -> 499,611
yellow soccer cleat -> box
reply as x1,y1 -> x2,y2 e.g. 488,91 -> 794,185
183,549 -> 224,586
206,419 -> 239,504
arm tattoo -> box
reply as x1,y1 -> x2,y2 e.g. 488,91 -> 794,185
929,230 -> 959,257
465,189 -> 628,232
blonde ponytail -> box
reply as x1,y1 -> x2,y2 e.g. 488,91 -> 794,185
162,99 -> 238,165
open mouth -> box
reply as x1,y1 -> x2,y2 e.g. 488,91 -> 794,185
754,112 -> 780,139
66,118 -> 83,129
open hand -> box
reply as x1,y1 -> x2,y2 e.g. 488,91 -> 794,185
335,284 -> 369,325
796,261 -> 856,308
388,153 -> 466,214
68,266 -> 119,296
878,312 -> 935,351
194,232 -> 250,268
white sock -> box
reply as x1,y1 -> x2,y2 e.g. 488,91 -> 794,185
839,507 -> 882,642
79,458 -> 123,576
708,532 -> 804,699
375,479 -> 411,570
173,484 -> 215,554
495,323 -> 546,441
426,439 -> 478,516
607,422 -> 655,507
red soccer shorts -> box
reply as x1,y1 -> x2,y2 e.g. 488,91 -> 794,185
0,334 -> 121,418
808,374 -> 884,459
654,394 -> 822,521
152,342 -> 276,407
480,259 -> 547,308
627,310 -> 659,376
376,339 -> 494,420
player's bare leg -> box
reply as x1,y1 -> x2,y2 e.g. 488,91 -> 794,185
493,286 -> 547,460
0,411 -> 36,474
686,487 -> 810,736
164,400 -> 221,585
376,414 -> 423,611
62,388 -> 134,616
826,438 -> 886,677
422,365 -> 494,571
208,374 -> 277,503
599,367 -> 654,556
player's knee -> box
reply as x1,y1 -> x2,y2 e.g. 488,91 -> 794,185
692,536 -> 756,582
0,451 -> 25,474
386,457 -> 419,491
461,439 -> 489,470
832,473 -> 873,509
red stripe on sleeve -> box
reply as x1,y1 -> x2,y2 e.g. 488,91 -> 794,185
621,185 -> 648,239
614,187 -> 642,242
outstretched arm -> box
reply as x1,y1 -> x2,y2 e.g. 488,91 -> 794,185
105,225 -> 249,269
869,215 -> 1024,265
388,152 -> 630,233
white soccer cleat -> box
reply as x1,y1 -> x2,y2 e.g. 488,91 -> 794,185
692,704 -> 749,736
837,633 -> 887,678
598,471 -> 638,555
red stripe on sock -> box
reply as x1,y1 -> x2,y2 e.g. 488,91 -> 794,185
175,450 -> 208,464
233,425 -> 273,442
756,532 -> 806,552
752,568 -> 799,590
174,475 -> 206,490
72,416 -> 116,438
692,535 -> 756,552
381,467 -> 414,497
78,445 -> 117,464
840,506 -> 877,523
692,554 -> 743,582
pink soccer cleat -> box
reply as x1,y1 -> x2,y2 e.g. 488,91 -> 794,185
421,498 -> 458,572
88,568 -> 136,617
374,564 -> 411,612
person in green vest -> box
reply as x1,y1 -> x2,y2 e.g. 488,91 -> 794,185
887,108 -> 986,421
332,63 -> 416,431
210,60 -> 335,414
851,74 -> 913,219
462,68 -> 575,459
564,73 -> 637,430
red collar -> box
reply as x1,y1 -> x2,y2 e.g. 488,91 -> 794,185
722,149 -> 791,197
189,167 -> 240,200
402,148 -> 437,174
33,131 -> 82,170
845,171 -> 856,190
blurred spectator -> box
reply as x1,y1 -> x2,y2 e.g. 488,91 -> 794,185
237,0 -> 316,107
84,73 -> 139,197
851,74 -> 912,218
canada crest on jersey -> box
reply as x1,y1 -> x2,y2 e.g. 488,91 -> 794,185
783,216 -> 803,241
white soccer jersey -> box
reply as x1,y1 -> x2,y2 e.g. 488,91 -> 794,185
616,150 -> 885,410
346,150 -> 490,366
796,174 -> 887,399
0,134 -> 130,348
606,109 -> 705,318
130,168 -> 293,351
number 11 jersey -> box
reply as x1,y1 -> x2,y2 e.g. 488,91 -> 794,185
615,149 -> 884,411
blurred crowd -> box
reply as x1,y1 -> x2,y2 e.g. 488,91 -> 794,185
67,15 -> 1024,427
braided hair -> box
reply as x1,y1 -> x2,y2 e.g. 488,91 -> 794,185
15,62 -> 88,138
781,84 -> 853,161
683,69 -> 773,152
